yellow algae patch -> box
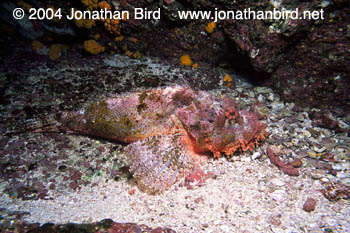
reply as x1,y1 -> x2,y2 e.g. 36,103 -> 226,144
104,18 -> 120,35
126,50 -> 132,57
85,101 -> 140,140
205,22 -> 216,33
180,54 -> 193,66
98,1 -> 111,10
223,74 -> 233,87
114,36 -> 124,43
130,37 -> 138,43
48,44 -> 67,60
93,34 -> 100,40
133,51 -> 142,60
82,0 -> 98,10
75,18 -> 96,29
84,40 -> 105,54
32,40 -> 43,51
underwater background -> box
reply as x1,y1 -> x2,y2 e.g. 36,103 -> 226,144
0,0 -> 349,232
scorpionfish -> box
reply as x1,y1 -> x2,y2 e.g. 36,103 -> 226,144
58,86 -> 267,193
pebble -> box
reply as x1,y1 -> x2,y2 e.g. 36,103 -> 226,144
252,151 -> 262,160
320,177 -> 330,182
332,164 -> 344,170
269,214 -> 282,226
271,102 -> 284,111
341,178 -> 350,185
336,172 -> 349,179
270,189 -> 286,202
248,91 -> 255,98
343,163 -> 350,169
254,86 -> 272,94
307,151 -> 317,159
296,113 -> 306,122
236,87 -> 243,93
302,130 -> 312,138
310,169 -> 327,180
303,198 -> 317,212
291,138 -> 299,145
312,146 -> 327,153
267,93 -> 275,101
240,157 -> 251,162
322,129 -> 332,137
334,153 -> 347,162
270,178 -> 285,187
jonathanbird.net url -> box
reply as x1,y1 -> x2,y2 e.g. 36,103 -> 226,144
179,8 -> 324,22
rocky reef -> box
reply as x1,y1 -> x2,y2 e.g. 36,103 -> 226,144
1,0 -> 348,112
0,216 -> 175,233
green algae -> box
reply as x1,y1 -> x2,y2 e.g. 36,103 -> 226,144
85,101 -> 139,139
137,91 -> 148,113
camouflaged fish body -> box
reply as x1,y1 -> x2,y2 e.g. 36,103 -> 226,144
125,134 -> 195,193
58,86 -> 267,193
59,87 -> 183,143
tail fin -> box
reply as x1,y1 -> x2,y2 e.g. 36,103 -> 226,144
4,114 -> 60,136
125,134 -> 194,193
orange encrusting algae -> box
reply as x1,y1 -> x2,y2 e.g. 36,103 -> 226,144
205,22 -> 216,33
48,44 -> 68,60
32,40 -> 43,51
180,54 -> 193,66
223,74 -> 233,87
82,0 -> 98,10
84,40 -> 105,54
98,1 -> 111,10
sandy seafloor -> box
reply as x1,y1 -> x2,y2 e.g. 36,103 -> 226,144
0,54 -> 349,232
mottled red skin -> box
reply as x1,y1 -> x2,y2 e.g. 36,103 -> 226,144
59,86 -> 267,158
58,86 -> 267,192
184,166 -> 213,190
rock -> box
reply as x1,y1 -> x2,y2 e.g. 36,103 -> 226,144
310,169 -> 327,180
267,147 -> 299,176
322,182 -> 350,201
288,158 -> 303,168
269,214 -> 282,227
12,219 -> 176,233
2,0 -> 350,112
240,156 -> 251,162
254,87 -> 272,94
271,189 -> 287,202
252,151 -> 262,160
307,151 -> 317,159
270,178 -> 285,187
303,198 -> 317,212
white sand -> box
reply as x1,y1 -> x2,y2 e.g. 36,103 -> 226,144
2,154 -> 349,232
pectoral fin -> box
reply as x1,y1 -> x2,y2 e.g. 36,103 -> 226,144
124,134 -> 195,193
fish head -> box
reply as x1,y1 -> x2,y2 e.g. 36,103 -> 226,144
176,96 -> 266,157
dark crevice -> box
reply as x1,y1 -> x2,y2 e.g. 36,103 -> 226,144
215,42 -> 271,85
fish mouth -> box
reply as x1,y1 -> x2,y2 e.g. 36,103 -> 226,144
179,132 -> 211,163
